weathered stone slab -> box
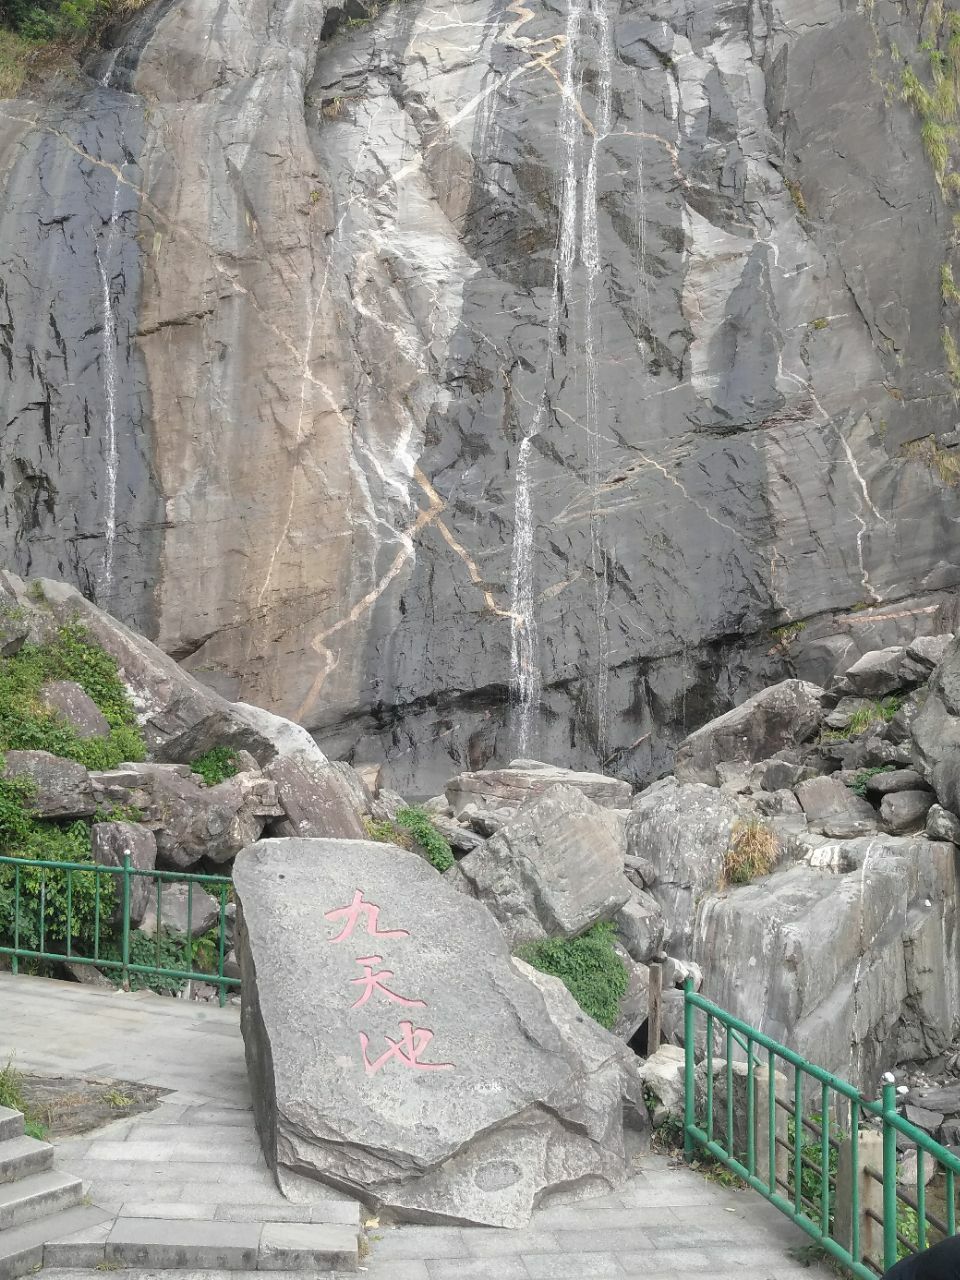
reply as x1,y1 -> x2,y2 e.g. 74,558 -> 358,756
927,803 -> 960,843
842,648 -> 906,697
456,785 -> 630,946
795,776 -> 878,836
446,761 -> 631,818
2,750 -> 95,817
673,681 -> 823,786
234,838 -> 645,1228
864,768 -> 927,796
39,680 -> 110,740
139,881 -> 220,939
91,822 -> 158,927
880,790 -> 934,834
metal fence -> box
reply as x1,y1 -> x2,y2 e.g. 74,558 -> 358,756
682,981 -> 960,1277
0,853 -> 238,1006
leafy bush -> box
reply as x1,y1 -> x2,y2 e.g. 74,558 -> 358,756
723,819 -> 778,885
189,746 -> 239,787
1,0 -> 145,42
363,806 -> 454,873
0,623 -> 145,770
100,925 -> 221,995
517,923 -> 627,1029
394,806 -> 453,872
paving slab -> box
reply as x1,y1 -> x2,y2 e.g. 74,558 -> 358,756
258,1222 -> 359,1271
105,1217 -> 260,1269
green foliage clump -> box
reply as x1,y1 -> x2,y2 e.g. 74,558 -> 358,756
394,806 -> 454,872
0,622 -> 145,770
1,0 -> 147,43
189,746 -> 239,787
846,765 -> 893,797
100,925 -> 221,995
0,1060 -> 46,1139
363,806 -> 454,873
517,923 -> 627,1030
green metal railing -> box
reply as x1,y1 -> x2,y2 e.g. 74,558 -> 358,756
683,981 -> 959,1278
0,854 -> 238,1006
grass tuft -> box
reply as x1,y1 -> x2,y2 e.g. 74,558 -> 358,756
723,819 -> 778,885
902,433 -> 960,486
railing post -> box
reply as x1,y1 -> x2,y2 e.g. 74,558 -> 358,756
881,1074 -> 898,1271
647,960 -> 663,1055
837,1125 -> 883,1268
683,977 -> 695,1162
121,854 -> 131,992
755,1062 -> 788,1191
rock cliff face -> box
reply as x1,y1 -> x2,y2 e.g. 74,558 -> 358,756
3,0 -> 960,791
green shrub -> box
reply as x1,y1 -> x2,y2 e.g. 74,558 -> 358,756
517,923 -> 627,1029
189,746 -> 239,787
363,806 -> 454,873
0,622 -> 145,770
99,925 -> 221,995
847,765 -> 893,797
394,806 -> 454,872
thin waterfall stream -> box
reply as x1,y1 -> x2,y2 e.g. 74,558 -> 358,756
95,178 -> 123,603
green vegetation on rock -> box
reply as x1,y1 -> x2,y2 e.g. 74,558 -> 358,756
363,805 -> 454,872
0,622 -> 145,770
189,746 -> 239,787
516,923 -> 627,1030
0,1060 -> 46,1139
846,765 -> 893,796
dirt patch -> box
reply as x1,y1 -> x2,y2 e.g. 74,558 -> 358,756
17,1073 -> 169,1137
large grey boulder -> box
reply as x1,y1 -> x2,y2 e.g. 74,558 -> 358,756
673,681 -> 823,786
90,821 -> 158,927
841,648 -> 906,697
38,681 -> 110,740
927,804 -> 960,843
880,790 -> 934,834
456,785 -> 630,946
139,881 -> 221,939
912,636 -> 960,813
234,839 -> 645,1228
614,889 -> 665,965
2,750 -> 95,818
694,836 -> 960,1089
446,761 -> 631,818
626,778 -> 749,953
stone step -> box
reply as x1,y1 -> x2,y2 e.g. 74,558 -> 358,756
90,1217 -> 361,1271
0,1135 -> 53,1185
0,1205 -> 112,1280
0,1169 -> 83,1231
0,1113 -> 23,1146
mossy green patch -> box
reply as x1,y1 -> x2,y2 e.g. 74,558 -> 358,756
516,923 -> 627,1030
189,746 -> 239,786
0,622 -> 145,770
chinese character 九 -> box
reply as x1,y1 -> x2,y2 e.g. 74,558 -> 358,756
324,890 -> 409,944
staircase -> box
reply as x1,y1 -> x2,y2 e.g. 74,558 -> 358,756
0,1106 -> 110,1280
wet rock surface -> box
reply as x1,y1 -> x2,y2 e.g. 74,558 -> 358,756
2,3 -> 960,788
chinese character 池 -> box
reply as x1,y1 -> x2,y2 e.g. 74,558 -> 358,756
324,890 -> 409,944
359,1022 -> 455,1076
351,956 -> 426,1009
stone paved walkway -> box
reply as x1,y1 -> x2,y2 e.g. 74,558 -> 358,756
0,973 -> 831,1279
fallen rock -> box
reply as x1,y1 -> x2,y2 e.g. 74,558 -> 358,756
612,944 -> 649,1042
795,777 -> 877,837
673,681 -> 823,786
638,1044 -> 685,1123
910,1084 -> 960,1115
142,764 -> 280,868
2,750 -> 95,817
38,681 -> 111,740
749,757 -> 811,791
910,636 -> 960,811
864,768 -> 928,796
266,754 -> 366,840
880,790 -> 935,834
354,763 -> 383,796
614,890 -> 665,965
428,815 -> 485,855
626,779 -> 749,953
926,804 -> 960,843
906,635 -> 955,669
446,761 -> 631,818
90,821 -> 158,927
902,1105 -> 944,1133
754,789 -> 803,817
234,838 -> 645,1228
457,785 -> 630,946
842,648 -> 907,697
139,880 -> 221,938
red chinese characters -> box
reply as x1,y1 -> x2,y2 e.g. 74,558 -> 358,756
325,889 -> 454,1077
